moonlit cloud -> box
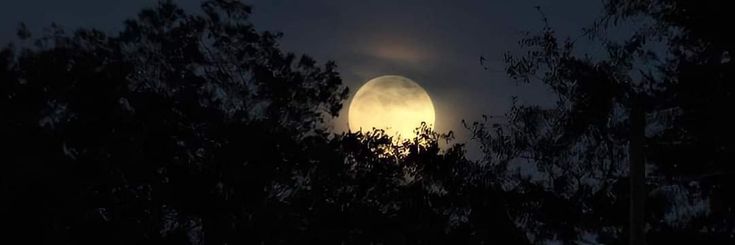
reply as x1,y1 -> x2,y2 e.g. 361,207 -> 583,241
363,37 -> 434,65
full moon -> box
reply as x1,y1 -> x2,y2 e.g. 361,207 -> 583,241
348,75 -> 435,139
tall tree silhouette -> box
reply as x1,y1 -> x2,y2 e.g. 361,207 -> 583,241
471,0 -> 735,243
1,1 -> 528,244
1,0 -> 347,243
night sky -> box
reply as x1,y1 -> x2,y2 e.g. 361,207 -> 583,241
0,0 -> 602,153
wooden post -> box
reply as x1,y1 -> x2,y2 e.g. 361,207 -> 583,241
629,98 -> 646,245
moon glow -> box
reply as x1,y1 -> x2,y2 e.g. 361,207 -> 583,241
348,75 -> 435,139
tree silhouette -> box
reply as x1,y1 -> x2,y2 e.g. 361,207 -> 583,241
0,1 -> 528,244
0,0 -> 346,243
471,0 -> 735,243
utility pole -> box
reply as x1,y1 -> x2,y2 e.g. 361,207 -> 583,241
629,97 -> 646,245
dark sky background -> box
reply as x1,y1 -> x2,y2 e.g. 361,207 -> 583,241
0,0 -> 603,157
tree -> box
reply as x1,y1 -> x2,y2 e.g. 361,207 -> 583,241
471,0 -> 735,243
289,125 -> 528,244
1,1 -> 528,244
1,0 -> 348,243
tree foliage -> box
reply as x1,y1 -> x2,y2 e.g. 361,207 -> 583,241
0,1 -> 527,244
471,0 -> 735,243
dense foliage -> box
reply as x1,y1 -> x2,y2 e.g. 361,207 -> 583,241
3,0 -> 733,244
0,1 -> 525,244
470,0 -> 735,243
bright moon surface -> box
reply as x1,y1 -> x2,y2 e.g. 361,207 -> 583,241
348,75 -> 436,139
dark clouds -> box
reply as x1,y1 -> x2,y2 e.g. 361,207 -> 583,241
0,0 -> 603,152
